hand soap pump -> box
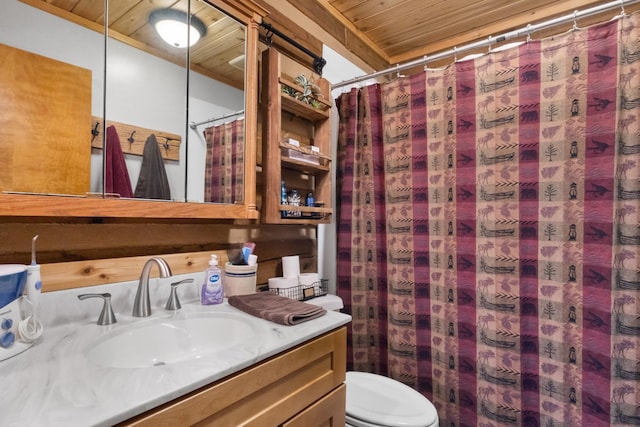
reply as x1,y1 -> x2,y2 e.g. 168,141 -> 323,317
201,254 -> 223,305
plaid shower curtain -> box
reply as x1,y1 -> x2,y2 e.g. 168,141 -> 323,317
203,119 -> 244,204
337,13 -> 640,426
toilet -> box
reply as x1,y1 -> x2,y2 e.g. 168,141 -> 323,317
345,371 -> 439,427
308,295 -> 439,427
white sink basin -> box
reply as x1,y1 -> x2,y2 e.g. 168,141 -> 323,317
86,312 -> 259,369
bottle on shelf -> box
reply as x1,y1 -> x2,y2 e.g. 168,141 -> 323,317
280,181 -> 288,218
287,188 -> 301,217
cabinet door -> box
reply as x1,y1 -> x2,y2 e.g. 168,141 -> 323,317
282,384 -> 346,427
0,44 -> 91,195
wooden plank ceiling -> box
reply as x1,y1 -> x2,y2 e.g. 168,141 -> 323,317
293,0 -> 640,69
20,0 -> 640,81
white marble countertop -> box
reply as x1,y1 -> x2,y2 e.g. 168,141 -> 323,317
0,274 -> 351,427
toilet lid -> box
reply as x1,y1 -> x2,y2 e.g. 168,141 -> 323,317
345,371 -> 438,427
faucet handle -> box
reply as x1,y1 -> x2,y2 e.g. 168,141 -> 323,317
78,293 -> 117,325
165,278 -> 195,311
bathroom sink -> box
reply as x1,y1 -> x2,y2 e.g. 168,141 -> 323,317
86,312 -> 259,369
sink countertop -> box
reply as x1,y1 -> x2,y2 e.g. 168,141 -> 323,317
0,275 -> 351,427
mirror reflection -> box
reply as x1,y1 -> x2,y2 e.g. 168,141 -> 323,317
1,0 -> 247,205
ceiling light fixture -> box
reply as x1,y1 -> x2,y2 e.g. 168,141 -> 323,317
149,9 -> 206,48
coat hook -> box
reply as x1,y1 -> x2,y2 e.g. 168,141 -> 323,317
127,130 -> 136,146
162,137 -> 177,153
91,122 -> 100,142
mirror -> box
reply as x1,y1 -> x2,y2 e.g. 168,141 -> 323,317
0,0 -> 258,214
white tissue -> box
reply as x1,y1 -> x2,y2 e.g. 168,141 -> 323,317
268,277 -> 298,289
282,255 -> 300,278
298,272 -> 320,287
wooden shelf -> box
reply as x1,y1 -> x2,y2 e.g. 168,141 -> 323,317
280,95 -> 330,121
278,77 -> 332,109
280,142 -> 330,173
261,47 -> 333,225
281,157 -> 330,174
278,204 -> 332,224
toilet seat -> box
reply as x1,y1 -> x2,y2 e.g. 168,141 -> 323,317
345,371 -> 438,427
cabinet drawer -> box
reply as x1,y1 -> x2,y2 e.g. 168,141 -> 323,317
121,327 -> 346,426
282,384 -> 346,427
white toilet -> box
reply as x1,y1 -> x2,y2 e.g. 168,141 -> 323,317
308,295 -> 439,427
345,371 -> 439,427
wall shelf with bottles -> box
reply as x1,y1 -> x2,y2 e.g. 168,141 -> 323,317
261,47 -> 332,225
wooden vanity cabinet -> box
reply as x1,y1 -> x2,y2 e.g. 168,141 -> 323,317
119,327 -> 346,427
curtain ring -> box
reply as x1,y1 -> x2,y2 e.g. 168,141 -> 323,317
526,24 -> 532,43
487,35 -> 493,53
453,46 -> 457,62
620,0 -> 626,16
572,10 -> 579,31
396,64 -> 405,78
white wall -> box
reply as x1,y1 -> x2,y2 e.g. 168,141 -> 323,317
317,45 -> 369,293
1,0 -> 244,201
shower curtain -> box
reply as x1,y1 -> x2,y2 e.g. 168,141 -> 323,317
204,118 -> 245,203
336,13 -> 640,427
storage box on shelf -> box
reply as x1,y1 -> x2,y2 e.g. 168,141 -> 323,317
261,47 -> 332,224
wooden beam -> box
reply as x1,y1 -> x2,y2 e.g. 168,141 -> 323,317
253,0 -> 325,70
290,0 -> 389,70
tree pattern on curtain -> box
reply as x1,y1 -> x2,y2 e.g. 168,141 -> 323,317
336,13 -> 640,426
203,119 -> 244,203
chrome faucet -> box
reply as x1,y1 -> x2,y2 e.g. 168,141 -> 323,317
132,257 -> 172,317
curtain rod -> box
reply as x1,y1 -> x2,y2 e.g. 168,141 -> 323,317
260,21 -> 327,74
332,0 -> 638,89
189,110 -> 245,129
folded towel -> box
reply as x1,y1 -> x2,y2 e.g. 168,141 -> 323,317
228,292 -> 326,325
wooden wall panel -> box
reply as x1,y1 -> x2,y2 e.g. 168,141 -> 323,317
0,220 -> 317,291
0,44 -> 92,195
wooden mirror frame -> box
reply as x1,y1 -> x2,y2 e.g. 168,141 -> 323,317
0,0 -> 265,220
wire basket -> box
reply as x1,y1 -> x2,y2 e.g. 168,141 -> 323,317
269,279 -> 328,301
